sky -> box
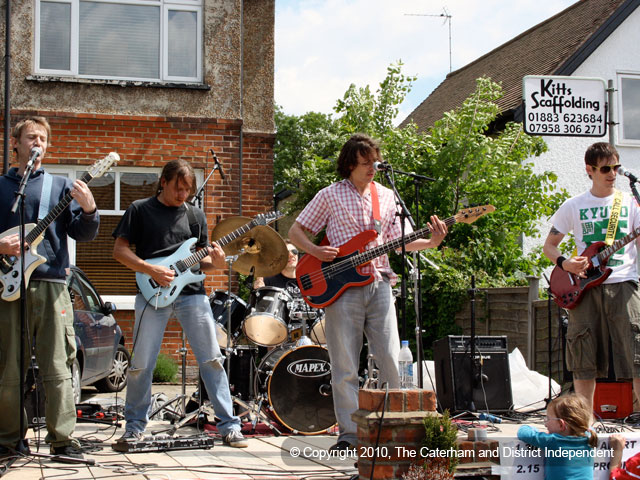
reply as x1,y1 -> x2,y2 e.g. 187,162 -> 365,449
275,0 -> 578,124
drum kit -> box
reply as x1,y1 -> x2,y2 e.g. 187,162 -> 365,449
204,217 -> 335,435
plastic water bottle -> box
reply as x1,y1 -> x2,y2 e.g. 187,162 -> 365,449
398,340 -> 414,389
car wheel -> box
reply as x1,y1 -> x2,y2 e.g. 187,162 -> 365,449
94,344 -> 130,393
71,358 -> 82,405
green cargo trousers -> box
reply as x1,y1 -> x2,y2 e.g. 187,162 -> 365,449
0,280 -> 77,448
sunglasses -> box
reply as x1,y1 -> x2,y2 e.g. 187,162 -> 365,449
592,164 -> 621,174
288,248 -> 299,256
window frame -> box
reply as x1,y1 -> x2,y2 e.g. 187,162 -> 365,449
617,71 -> 640,147
34,0 -> 203,84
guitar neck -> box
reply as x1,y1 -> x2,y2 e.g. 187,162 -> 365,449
26,171 -> 93,245
178,220 -> 257,269
340,216 -> 458,269
596,226 -> 640,264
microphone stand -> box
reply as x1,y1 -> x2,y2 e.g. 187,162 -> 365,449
190,166 -> 219,209
378,166 -> 434,386
11,160 -> 35,457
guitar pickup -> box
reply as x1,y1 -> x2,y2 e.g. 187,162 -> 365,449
300,274 -> 312,290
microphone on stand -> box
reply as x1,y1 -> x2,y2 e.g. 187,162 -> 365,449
618,165 -> 639,183
373,161 -> 391,172
27,147 -> 43,169
210,149 -> 226,180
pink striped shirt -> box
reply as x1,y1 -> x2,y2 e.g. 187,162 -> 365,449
295,179 -> 412,284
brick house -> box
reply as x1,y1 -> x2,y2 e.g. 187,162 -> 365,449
0,0 -> 275,368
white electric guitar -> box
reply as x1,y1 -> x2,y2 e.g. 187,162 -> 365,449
136,210 -> 283,308
0,152 -> 120,301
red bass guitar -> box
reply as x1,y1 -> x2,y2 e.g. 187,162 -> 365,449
296,205 -> 495,308
550,226 -> 640,309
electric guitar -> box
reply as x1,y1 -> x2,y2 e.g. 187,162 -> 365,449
136,210 -> 283,308
0,152 -> 120,301
549,226 -> 640,309
296,205 -> 495,308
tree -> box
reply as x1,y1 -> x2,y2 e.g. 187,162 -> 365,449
275,64 -> 568,345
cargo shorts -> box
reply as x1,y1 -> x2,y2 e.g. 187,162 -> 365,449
567,280 -> 640,380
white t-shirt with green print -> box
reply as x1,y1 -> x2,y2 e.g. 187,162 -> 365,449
550,190 -> 640,284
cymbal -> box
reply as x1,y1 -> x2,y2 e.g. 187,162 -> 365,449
212,217 -> 288,277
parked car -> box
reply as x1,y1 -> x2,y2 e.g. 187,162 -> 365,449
66,266 -> 130,404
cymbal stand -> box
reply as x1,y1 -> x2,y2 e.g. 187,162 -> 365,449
148,329 -> 193,423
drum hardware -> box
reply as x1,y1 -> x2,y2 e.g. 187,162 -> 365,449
363,353 -> 379,389
213,217 -> 288,277
148,329 -> 194,425
233,394 -> 282,436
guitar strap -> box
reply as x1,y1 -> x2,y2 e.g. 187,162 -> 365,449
184,203 -> 201,241
370,182 -> 381,235
38,172 -> 53,221
605,190 -> 623,246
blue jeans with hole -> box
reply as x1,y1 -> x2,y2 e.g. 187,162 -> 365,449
124,293 -> 240,436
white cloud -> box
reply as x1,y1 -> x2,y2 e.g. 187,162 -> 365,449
275,0 -> 577,120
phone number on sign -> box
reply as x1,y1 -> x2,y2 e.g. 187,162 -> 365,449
526,123 -> 604,135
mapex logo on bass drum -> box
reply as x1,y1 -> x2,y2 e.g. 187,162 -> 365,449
287,358 -> 331,377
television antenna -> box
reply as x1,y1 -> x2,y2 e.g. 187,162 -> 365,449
405,8 -> 452,73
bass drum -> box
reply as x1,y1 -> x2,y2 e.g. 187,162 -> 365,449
209,291 -> 247,349
255,345 -> 336,435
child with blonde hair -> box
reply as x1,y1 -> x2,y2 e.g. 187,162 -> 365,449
518,393 -> 598,480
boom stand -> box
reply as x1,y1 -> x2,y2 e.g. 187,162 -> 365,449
378,166 -> 434,386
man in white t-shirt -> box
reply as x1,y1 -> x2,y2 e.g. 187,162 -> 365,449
544,142 -> 640,413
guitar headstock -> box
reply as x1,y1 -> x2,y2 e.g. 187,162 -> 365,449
253,210 -> 284,226
88,152 -> 120,179
454,205 -> 495,224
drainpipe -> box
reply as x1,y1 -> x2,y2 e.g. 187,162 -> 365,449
3,0 -> 11,174
238,0 -> 244,215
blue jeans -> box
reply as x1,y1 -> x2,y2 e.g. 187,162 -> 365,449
125,293 -> 241,436
324,281 -> 400,446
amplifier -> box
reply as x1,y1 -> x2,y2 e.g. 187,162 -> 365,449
433,335 -> 513,413
112,434 -> 215,453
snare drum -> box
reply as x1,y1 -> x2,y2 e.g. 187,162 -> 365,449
243,287 -> 292,346
255,344 -> 336,434
209,291 -> 247,349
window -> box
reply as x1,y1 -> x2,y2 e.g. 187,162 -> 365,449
36,0 -> 202,83
75,169 -> 160,295
618,73 -> 640,145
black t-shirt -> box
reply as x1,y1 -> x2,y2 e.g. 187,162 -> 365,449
264,272 -> 300,299
112,196 -> 207,295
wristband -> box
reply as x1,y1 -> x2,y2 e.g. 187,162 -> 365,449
556,256 -> 567,270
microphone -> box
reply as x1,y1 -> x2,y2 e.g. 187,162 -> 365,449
210,149 -> 226,180
618,165 -> 639,183
373,161 -> 391,172
27,146 -> 43,167
478,412 -> 502,424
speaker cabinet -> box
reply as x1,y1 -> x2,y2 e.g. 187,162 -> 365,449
433,335 -> 513,413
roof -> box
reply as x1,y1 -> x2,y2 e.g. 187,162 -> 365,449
401,0 -> 639,131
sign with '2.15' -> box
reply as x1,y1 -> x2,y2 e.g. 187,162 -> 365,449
523,76 -> 607,137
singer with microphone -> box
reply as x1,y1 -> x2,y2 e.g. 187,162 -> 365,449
0,117 -> 99,461
288,133 -> 447,453
543,142 -> 640,417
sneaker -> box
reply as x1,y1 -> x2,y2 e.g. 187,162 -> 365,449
328,440 -> 357,453
50,443 -> 85,463
116,431 -> 145,443
223,430 -> 248,448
